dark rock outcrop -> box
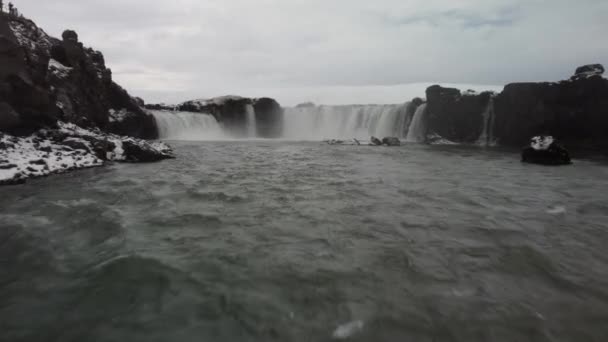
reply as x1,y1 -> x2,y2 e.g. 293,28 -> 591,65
493,74 -> 608,149
423,64 -> 608,151
426,85 -> 494,144
521,136 -> 572,165
0,123 -> 173,185
572,64 -> 604,80
0,14 -> 157,138
253,97 -> 283,138
382,137 -> 401,146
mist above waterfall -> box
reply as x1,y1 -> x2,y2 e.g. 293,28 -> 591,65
282,104 -> 415,140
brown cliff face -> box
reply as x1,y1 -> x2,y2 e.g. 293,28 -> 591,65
0,14 -> 158,139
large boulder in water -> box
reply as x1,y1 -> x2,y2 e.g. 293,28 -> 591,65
382,137 -> 401,146
521,136 -> 572,165
370,136 -> 382,146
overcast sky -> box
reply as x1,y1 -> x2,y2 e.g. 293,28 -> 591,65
14,0 -> 608,105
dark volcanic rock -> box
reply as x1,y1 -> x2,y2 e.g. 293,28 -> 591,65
0,123 -> 173,185
0,14 -> 158,139
422,67 -> 608,151
426,85 -> 493,143
493,77 -> 608,149
253,97 -> 283,138
382,137 -> 401,146
572,64 -> 604,80
521,136 -> 572,165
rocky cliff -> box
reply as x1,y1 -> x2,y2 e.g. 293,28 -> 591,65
424,65 -> 608,150
0,13 -> 157,139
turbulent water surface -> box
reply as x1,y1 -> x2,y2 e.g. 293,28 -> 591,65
1,142 -> 608,342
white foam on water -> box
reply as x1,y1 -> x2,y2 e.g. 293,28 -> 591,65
547,206 -> 566,215
332,320 -> 364,339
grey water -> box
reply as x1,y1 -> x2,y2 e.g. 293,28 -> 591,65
1,142 -> 608,342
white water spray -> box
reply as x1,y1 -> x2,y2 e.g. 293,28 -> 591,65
150,110 -> 227,140
405,104 -> 428,142
245,104 -> 257,138
282,104 -> 411,140
477,97 -> 496,146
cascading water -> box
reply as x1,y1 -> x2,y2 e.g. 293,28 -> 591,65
405,104 -> 428,142
150,110 -> 227,140
150,102 -> 429,142
282,104 -> 412,140
477,97 -> 496,146
245,104 -> 257,138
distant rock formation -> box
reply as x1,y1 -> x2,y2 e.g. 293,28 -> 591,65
0,14 -> 158,138
425,85 -> 494,144
424,64 -> 608,151
571,64 -> 604,80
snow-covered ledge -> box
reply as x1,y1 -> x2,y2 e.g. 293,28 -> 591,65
0,122 -> 173,185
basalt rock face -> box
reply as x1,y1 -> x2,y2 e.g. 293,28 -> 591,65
493,75 -> 608,149
424,65 -> 608,150
0,14 -> 157,138
0,15 -> 58,134
425,85 -> 493,144
253,97 -> 283,138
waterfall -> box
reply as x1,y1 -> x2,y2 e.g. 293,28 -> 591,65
405,104 -> 427,142
477,97 -> 496,146
150,110 -> 227,140
245,104 -> 257,138
282,103 -> 411,140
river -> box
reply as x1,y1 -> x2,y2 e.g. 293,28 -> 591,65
1,142 -> 607,341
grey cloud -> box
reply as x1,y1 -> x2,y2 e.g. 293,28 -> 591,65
12,0 -> 608,105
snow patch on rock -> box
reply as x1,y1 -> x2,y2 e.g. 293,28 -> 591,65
1,123 -> 174,185
8,18 -> 55,61
48,58 -> 73,78
0,132 -> 102,185
182,95 -> 247,110
530,136 -> 554,151
108,108 -> 129,123
427,133 -> 459,145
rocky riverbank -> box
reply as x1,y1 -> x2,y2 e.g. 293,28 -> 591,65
0,11 -> 173,185
0,122 -> 173,185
